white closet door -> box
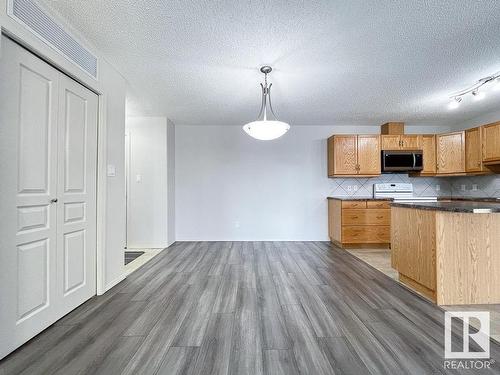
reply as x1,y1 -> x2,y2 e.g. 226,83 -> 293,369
0,35 -> 98,359
56,74 -> 98,314
0,36 -> 60,359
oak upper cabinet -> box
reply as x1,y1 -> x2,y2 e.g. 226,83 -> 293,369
328,135 -> 357,176
381,134 -> 421,150
421,134 -> 437,174
357,135 -> 381,174
482,121 -> 500,164
328,135 -> 380,177
400,135 -> 421,150
437,131 -> 465,174
381,135 -> 400,150
465,127 -> 484,172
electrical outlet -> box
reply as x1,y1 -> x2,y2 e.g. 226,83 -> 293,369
436,184 -> 440,191
235,221 -> 240,229
347,186 -> 352,192
461,184 -> 466,191
472,184 -> 478,191
353,185 -> 358,191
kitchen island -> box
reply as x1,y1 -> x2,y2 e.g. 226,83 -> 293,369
391,201 -> 500,305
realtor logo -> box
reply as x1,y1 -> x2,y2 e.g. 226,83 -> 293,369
444,311 -> 490,359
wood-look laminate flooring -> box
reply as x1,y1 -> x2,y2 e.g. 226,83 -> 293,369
1,241 -> 500,375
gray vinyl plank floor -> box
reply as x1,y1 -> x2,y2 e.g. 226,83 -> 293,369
1,241 -> 500,375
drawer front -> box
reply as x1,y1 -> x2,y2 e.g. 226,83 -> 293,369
341,201 -> 367,209
342,209 -> 390,226
366,201 -> 391,209
342,226 -> 390,244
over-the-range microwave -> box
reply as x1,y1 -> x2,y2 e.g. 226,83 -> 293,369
381,150 -> 423,172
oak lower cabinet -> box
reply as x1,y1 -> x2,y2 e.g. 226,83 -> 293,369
482,121 -> 500,165
328,135 -> 380,177
436,131 -> 465,174
392,205 -> 500,305
328,199 -> 391,247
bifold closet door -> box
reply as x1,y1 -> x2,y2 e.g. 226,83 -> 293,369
56,72 -> 98,317
0,35 -> 98,359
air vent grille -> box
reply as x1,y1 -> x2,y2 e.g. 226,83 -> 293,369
8,0 -> 98,78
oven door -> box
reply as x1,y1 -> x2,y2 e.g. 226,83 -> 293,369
382,151 -> 423,172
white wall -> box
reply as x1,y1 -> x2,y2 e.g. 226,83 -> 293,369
126,117 -> 170,248
101,60 -> 127,288
167,119 -> 176,245
175,124 -> 451,241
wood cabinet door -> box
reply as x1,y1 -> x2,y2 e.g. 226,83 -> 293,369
421,135 -> 436,174
400,135 -> 421,150
437,131 -> 465,174
482,122 -> 500,163
381,135 -> 400,150
327,136 -> 335,177
465,127 -> 483,172
357,135 -> 381,175
332,135 -> 358,175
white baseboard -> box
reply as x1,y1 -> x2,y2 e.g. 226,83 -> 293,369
100,274 -> 126,295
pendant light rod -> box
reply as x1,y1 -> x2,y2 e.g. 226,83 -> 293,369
256,66 -> 277,122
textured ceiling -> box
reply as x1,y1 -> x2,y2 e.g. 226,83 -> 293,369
41,0 -> 500,126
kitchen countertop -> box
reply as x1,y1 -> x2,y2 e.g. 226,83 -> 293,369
438,196 -> 500,202
327,196 -> 499,202
391,201 -> 500,213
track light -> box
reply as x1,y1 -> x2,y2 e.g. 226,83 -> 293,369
448,97 -> 461,110
447,71 -> 499,109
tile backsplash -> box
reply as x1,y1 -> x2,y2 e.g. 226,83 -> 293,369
328,174 -> 500,198
447,175 -> 500,198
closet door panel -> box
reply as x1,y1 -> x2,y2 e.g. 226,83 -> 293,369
0,36 -> 59,359
56,74 -> 98,314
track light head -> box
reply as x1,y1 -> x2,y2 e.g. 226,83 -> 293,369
448,97 -> 461,110
472,90 -> 485,101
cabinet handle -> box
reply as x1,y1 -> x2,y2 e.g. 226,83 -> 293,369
50,198 -> 58,203
352,216 -> 359,219
376,216 -> 383,219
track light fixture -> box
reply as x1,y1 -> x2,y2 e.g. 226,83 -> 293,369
447,71 -> 500,109
448,96 -> 462,110
472,90 -> 485,101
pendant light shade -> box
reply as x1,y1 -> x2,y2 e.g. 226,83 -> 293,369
243,120 -> 290,141
243,66 -> 290,140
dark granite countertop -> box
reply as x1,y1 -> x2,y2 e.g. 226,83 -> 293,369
327,196 -> 500,203
391,201 -> 500,213
438,196 -> 500,203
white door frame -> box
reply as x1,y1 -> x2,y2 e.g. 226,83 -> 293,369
1,28 -> 109,296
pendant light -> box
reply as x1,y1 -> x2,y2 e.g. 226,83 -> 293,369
243,66 -> 290,140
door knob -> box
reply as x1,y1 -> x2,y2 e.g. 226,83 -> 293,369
50,198 -> 58,203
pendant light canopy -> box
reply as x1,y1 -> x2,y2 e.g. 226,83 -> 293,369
243,66 -> 290,140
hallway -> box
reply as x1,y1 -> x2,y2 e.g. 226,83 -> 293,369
1,241 -> 499,375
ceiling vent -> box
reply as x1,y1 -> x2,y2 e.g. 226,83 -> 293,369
7,0 -> 98,79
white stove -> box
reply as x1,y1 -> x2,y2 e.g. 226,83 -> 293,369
373,183 -> 438,203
